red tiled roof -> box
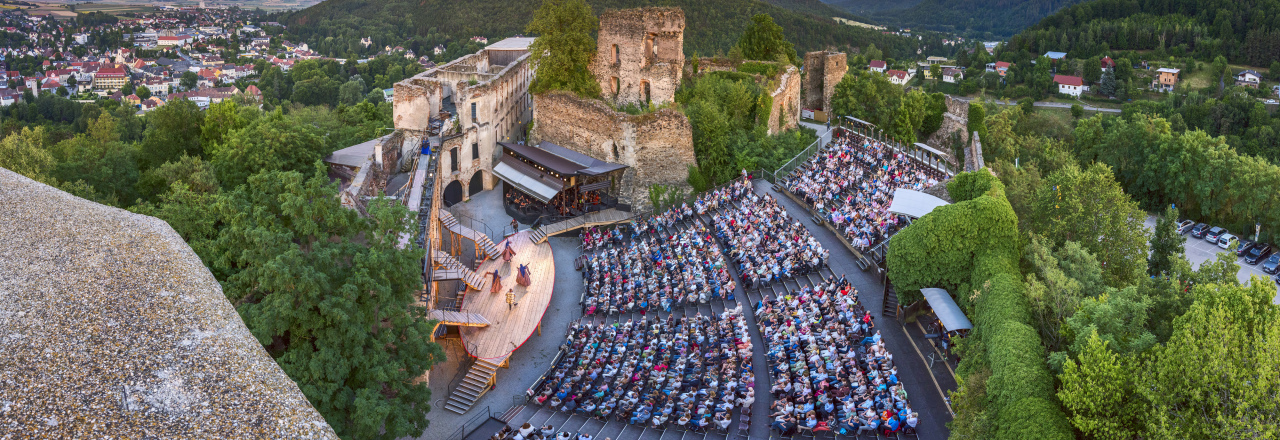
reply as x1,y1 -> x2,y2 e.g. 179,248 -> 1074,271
886,70 -> 909,79
869,60 -> 886,69
994,61 -> 1011,69
1053,75 -> 1083,86
95,67 -> 126,77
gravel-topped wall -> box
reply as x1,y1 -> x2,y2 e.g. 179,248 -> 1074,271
0,168 -> 337,439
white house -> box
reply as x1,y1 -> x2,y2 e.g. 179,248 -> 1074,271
942,67 -> 961,83
886,70 -> 911,85
869,60 -> 886,73
1054,74 -> 1083,97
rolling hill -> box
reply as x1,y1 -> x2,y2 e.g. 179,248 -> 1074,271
280,0 -> 921,61
1004,0 -> 1280,66
820,0 -> 1090,37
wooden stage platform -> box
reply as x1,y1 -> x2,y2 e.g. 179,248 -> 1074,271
458,230 -> 556,362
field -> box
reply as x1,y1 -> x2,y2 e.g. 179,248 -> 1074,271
71,3 -> 158,13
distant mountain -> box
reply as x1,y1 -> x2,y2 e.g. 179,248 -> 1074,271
820,0 -> 1088,37
281,0 -> 922,60
1005,0 -> 1280,66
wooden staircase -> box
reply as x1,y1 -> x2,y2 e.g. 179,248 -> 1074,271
431,250 -> 486,289
882,282 -> 899,318
438,210 -> 500,259
444,357 -> 504,414
529,228 -> 548,244
530,208 -> 631,244
427,309 -> 491,327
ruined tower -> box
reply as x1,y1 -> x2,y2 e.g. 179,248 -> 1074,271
590,7 -> 685,108
802,51 -> 848,114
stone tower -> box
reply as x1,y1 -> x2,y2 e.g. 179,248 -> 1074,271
802,51 -> 848,114
590,7 -> 685,108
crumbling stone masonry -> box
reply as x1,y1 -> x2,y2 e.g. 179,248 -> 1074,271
393,37 -> 535,200
590,7 -> 685,108
768,65 -> 802,134
922,95 -> 971,164
531,91 -> 695,209
802,51 -> 847,113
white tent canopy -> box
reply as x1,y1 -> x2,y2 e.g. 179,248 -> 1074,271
888,188 -> 950,219
920,288 -> 973,331
492,161 -> 560,203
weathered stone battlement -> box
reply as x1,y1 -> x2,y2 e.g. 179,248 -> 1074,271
802,51 -> 847,114
531,91 -> 695,209
591,7 -> 685,107
0,167 -> 337,439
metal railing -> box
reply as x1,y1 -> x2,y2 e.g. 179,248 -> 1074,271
446,405 -> 499,440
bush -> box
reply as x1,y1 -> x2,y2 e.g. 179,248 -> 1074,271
736,61 -> 779,77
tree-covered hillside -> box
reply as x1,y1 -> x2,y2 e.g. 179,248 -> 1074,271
1005,0 -> 1280,66
279,0 -> 921,60
870,0 -> 1091,37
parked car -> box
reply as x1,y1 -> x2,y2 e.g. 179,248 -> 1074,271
1218,233 -> 1238,250
1246,244 -> 1273,265
1205,226 -> 1225,242
1236,238 -> 1257,257
1264,254 -> 1280,274
1275,275 -> 1280,286
1175,219 -> 1195,234
1190,223 -> 1210,238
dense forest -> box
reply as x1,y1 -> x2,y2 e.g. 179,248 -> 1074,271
870,0 -> 1091,37
280,0 -> 923,60
1005,0 -> 1280,66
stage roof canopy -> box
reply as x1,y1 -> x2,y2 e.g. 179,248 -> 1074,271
920,288 -> 973,331
888,188 -> 950,219
500,141 -> 627,177
492,155 -> 563,203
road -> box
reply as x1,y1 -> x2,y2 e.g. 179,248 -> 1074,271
951,96 -> 1122,113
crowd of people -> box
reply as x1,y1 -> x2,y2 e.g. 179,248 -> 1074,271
755,275 -> 917,436
531,309 -> 756,433
783,129 -> 945,252
581,223 -> 736,315
710,193 -> 829,289
491,423 -> 611,440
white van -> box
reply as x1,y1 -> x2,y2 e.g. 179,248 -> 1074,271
1219,233 -> 1238,250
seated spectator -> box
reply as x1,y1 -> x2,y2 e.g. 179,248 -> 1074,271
581,224 -> 735,315
710,193 -> 828,288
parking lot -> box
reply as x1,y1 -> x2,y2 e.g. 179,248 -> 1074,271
1144,216 -> 1280,304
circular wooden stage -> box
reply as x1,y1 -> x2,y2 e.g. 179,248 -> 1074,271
458,230 -> 556,362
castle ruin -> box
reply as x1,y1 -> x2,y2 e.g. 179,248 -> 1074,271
590,7 -> 685,108
802,51 -> 848,116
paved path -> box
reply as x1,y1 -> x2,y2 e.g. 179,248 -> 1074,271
952,96 -> 1121,113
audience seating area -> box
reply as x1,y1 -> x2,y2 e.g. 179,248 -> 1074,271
755,275 -> 918,437
581,224 -> 735,315
710,193 -> 829,289
783,129 -> 945,252
531,309 -> 755,434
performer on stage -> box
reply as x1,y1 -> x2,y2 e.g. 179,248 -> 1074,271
501,241 -> 516,263
489,269 -> 503,294
516,263 -> 531,287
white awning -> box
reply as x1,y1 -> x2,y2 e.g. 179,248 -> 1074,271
920,288 -> 973,331
492,161 -> 560,203
888,188 -> 950,218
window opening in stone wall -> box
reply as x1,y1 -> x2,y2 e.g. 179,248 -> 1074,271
450,148 -> 459,172
472,142 -> 479,160
642,80 -> 651,107
612,143 -> 620,161
611,44 -> 620,64
612,77 -> 620,94
643,35 -> 654,67
471,102 -> 477,122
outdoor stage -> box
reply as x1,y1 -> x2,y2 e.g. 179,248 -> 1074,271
458,230 -> 556,363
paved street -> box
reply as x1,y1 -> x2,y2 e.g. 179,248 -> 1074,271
1143,216 -> 1280,304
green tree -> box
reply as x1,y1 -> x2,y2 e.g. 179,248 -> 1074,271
1070,104 -> 1084,119
1031,163 -> 1148,287
180,71 -> 198,90
1114,58 -> 1132,82
48,114 -> 140,206
1271,61 -> 1280,81
1148,205 -> 1186,277
339,78 -> 366,106
863,43 -> 882,62
0,126 -> 55,183
136,84 -> 152,100
140,98 -> 205,169
1057,332 -> 1147,439
967,100 -> 987,145
929,63 -> 942,84
211,109 -> 331,189
738,14 -> 797,65
212,166 -> 444,440
1083,56 -> 1102,84
201,100 -> 250,157
525,0 -> 601,98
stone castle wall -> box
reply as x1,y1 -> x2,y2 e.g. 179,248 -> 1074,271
768,65 -> 802,134
923,95 -> 971,157
591,7 -> 685,107
801,51 -> 847,113
531,91 -> 695,209
393,77 -> 443,131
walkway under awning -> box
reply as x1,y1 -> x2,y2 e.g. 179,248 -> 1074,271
888,188 -> 950,219
920,288 -> 972,331
492,156 -> 563,203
